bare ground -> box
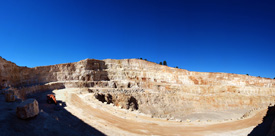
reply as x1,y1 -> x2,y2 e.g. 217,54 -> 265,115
0,90 -> 104,136
54,88 -> 268,136
0,88 -> 267,136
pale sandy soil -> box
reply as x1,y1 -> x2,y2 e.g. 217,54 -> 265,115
54,88 -> 267,136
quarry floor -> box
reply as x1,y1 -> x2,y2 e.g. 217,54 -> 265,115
0,88 -> 268,136
0,90 -> 104,136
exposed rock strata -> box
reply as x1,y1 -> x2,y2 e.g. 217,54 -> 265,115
1,56 -> 275,120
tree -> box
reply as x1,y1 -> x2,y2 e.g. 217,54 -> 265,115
144,59 -> 147,61
140,58 -> 143,60
246,74 -> 249,76
175,66 -> 178,68
159,62 -> 162,65
274,77 -> 275,79
163,61 -> 167,66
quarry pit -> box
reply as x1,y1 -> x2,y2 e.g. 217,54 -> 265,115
1,57 -> 275,136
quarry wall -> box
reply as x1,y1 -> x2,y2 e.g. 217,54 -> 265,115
1,57 -> 275,119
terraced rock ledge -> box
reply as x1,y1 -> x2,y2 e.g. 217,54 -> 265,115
1,57 -> 275,135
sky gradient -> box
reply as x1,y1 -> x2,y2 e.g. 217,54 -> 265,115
0,0 -> 274,78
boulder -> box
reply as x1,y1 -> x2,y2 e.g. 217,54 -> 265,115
5,90 -> 15,102
16,98 -> 39,119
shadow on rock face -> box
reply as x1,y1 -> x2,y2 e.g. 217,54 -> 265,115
249,106 -> 275,136
94,93 -> 139,111
95,93 -> 108,103
128,96 -> 138,110
85,59 -> 109,81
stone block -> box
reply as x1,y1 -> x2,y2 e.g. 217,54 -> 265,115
16,98 -> 39,119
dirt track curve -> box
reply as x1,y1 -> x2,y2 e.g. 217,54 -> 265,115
56,88 -> 267,136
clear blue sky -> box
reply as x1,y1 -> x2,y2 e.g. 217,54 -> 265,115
0,0 -> 274,78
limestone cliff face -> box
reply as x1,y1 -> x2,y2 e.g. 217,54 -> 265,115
0,57 -> 108,88
103,59 -> 275,118
1,57 -> 275,119
0,57 -> 25,89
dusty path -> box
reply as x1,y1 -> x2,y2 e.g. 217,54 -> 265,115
55,88 -> 267,136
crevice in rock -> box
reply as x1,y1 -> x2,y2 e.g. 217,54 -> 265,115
128,82 -> 131,88
128,96 -> 138,110
95,94 -> 107,103
106,94 -> 113,104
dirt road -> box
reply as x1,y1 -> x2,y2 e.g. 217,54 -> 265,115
56,89 -> 267,136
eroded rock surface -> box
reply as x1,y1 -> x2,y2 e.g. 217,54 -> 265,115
16,98 -> 39,119
1,56 -> 275,121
